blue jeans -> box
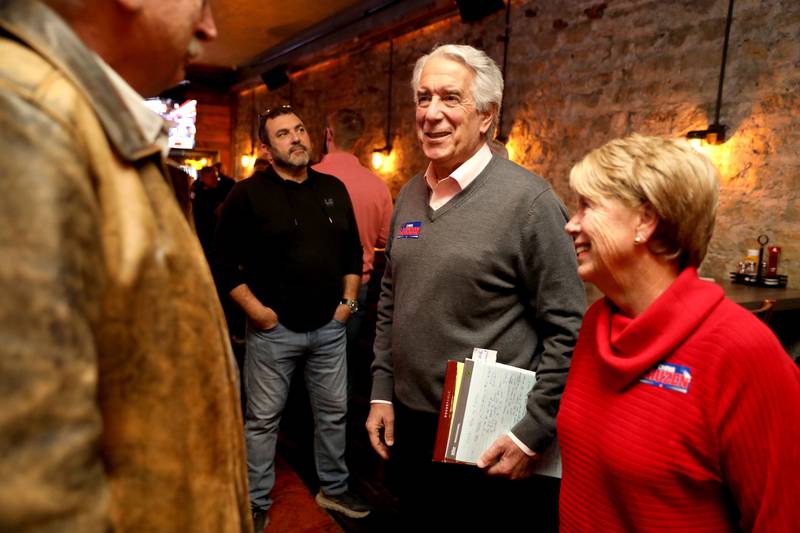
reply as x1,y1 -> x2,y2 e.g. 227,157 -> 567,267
244,319 -> 349,511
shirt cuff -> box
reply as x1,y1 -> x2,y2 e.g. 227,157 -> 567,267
370,399 -> 393,405
507,431 -> 536,457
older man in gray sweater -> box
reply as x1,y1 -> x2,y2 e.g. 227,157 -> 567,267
366,44 -> 586,529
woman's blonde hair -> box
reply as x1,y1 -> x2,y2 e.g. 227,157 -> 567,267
569,134 -> 720,269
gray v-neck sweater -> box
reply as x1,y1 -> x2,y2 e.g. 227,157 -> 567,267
371,155 -> 586,451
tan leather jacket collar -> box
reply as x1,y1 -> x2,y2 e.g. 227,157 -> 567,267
0,0 -> 161,162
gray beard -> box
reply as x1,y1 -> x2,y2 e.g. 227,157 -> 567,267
273,150 -> 309,171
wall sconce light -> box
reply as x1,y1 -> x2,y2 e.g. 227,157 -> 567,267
372,40 -> 394,171
371,149 -> 389,170
241,154 -> 256,169
185,158 -> 209,170
686,0 -> 735,148
687,123 -> 727,149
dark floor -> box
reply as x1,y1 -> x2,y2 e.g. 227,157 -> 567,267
276,369 -> 401,532
267,453 -> 341,532
229,254 -> 398,531
286,257 -> 402,531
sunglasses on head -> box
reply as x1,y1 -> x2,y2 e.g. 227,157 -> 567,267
259,104 -> 293,120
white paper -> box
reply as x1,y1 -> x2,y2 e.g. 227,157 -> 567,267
471,347 -> 498,363
454,359 -> 562,478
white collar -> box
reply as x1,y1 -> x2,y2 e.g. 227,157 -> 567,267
94,55 -> 169,156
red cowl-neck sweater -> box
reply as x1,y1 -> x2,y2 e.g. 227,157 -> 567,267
558,268 -> 800,532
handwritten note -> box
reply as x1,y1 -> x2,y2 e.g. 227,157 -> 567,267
455,360 -> 536,463
452,359 -> 563,478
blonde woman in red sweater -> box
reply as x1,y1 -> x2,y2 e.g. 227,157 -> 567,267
558,134 -> 800,532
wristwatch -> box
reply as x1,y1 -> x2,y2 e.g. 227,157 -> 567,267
339,298 -> 359,314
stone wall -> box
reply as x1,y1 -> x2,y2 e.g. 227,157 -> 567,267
232,0 -> 800,284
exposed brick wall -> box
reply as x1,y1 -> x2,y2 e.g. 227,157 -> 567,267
232,0 -> 800,284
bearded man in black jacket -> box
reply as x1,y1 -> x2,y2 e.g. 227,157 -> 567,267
215,106 -> 371,529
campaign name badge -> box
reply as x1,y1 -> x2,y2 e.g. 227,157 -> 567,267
640,362 -> 692,394
397,221 -> 422,239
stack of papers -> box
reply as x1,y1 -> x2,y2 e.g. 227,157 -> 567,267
432,357 -> 562,478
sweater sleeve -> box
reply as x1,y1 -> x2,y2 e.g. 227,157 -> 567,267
510,188 -> 587,453
370,190 -> 403,402
713,320 -> 800,532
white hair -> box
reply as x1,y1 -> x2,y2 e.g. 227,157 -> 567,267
411,44 -> 503,135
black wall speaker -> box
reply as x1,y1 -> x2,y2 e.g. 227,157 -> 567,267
261,66 -> 289,91
455,0 -> 505,23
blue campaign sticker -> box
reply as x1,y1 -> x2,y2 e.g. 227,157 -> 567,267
397,221 -> 422,239
640,362 -> 693,394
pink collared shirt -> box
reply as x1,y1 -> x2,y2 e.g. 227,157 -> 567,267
313,152 -> 393,284
424,143 -> 493,210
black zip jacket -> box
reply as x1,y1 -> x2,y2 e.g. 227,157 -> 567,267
213,166 -> 362,332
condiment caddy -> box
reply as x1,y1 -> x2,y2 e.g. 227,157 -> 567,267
730,234 -> 788,288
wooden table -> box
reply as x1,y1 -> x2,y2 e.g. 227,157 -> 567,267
715,280 -> 800,312
584,279 -> 800,313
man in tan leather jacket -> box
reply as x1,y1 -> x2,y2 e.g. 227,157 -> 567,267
0,1 -> 251,531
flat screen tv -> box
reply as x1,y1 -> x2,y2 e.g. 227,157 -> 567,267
143,98 -> 197,150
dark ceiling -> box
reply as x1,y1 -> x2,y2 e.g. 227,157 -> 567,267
188,0 -> 478,90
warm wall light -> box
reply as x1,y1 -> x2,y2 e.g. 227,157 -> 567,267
371,148 -> 397,172
371,150 -> 386,170
505,139 -> 517,162
185,158 -> 208,170
241,154 -> 256,170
